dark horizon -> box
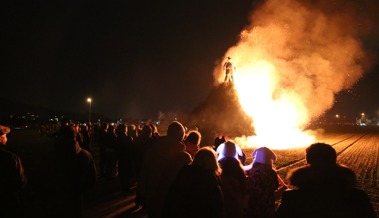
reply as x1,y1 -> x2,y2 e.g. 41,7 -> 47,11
2,0 -> 379,121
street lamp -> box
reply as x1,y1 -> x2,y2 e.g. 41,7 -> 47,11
87,98 -> 92,124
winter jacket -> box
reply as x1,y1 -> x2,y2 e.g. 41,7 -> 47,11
219,157 -> 247,218
163,165 -> 225,218
50,138 -> 97,218
139,136 -> 192,218
0,145 -> 27,218
276,164 -> 376,218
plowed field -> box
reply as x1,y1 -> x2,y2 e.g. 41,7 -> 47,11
243,126 -> 379,216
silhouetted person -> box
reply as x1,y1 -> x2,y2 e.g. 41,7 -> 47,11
105,124 -> 118,178
51,125 -> 97,218
184,130 -> 202,159
115,124 -> 134,193
134,124 -> 154,178
0,125 -> 27,218
98,123 -> 108,176
127,124 -> 139,194
92,123 -> 100,145
73,124 -> 84,149
246,147 -> 286,218
134,124 -> 155,206
139,121 -> 192,218
214,135 -> 226,150
149,123 -> 160,140
127,124 -> 138,141
163,147 -> 225,218
218,141 -> 247,218
276,143 -> 376,218
80,124 -> 91,152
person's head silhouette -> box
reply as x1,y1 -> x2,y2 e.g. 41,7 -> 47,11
306,143 -> 337,167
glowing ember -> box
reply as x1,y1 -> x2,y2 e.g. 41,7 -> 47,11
213,0 -> 369,149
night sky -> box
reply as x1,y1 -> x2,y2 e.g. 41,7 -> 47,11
2,0 -> 379,120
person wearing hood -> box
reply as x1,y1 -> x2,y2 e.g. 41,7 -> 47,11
245,147 -> 286,218
139,121 -> 192,218
50,125 -> 97,218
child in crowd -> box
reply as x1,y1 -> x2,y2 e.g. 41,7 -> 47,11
218,141 -> 247,218
163,147 -> 224,218
245,147 -> 287,218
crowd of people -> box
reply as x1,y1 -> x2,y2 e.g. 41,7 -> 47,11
0,120 -> 377,218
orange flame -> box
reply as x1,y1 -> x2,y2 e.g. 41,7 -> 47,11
232,59 -> 315,149
213,0 -> 368,149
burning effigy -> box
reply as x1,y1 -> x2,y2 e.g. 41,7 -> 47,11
206,0 -> 373,149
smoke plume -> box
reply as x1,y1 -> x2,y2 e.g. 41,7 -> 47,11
214,0 -> 374,124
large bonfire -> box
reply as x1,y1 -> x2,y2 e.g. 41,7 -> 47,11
212,0 -> 371,149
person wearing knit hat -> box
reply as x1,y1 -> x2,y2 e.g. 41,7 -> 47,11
246,146 -> 287,218
0,125 -> 27,218
216,141 -> 243,161
218,141 -> 247,218
252,146 -> 277,166
222,141 -> 237,158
